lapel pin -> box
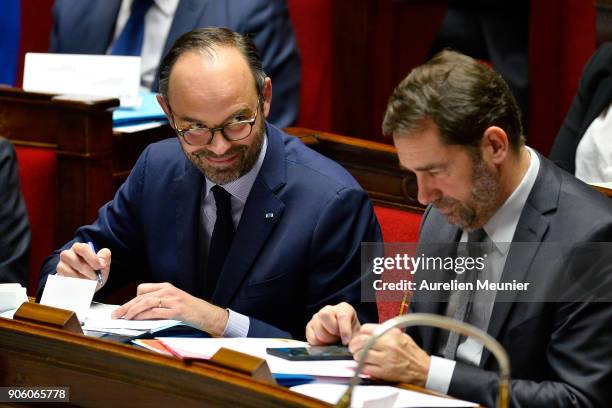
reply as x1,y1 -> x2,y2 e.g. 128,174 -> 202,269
265,212 -> 274,219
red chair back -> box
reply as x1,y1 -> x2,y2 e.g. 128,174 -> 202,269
14,146 -> 57,295
286,0 -> 333,131
373,205 -> 422,322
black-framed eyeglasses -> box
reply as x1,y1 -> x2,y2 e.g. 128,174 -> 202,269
169,98 -> 261,146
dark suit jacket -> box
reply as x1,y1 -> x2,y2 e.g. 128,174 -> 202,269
38,124 -> 381,339
49,0 -> 301,128
0,138 -> 30,286
550,43 -> 612,174
409,153 -> 612,407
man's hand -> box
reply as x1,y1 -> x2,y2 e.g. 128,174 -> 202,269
56,242 -> 111,291
111,282 -> 229,337
306,302 -> 361,345
349,324 -> 431,387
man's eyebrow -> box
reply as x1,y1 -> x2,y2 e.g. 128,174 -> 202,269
175,106 -> 253,127
176,115 -> 202,124
413,163 -> 444,172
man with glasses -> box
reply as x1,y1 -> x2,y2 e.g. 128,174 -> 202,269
38,28 -> 380,339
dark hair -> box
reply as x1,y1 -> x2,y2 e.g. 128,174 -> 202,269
382,50 -> 524,152
158,27 -> 266,100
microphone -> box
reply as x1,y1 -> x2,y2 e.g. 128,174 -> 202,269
335,313 -> 511,408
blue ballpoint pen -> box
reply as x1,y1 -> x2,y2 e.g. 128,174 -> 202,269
86,241 -> 104,286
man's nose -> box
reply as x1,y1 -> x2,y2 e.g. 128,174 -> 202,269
416,176 -> 439,206
206,130 -> 233,156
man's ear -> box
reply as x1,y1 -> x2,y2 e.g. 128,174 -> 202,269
156,94 -> 173,125
262,77 -> 272,118
481,126 -> 509,164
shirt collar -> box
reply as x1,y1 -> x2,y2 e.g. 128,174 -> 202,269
153,0 -> 179,16
205,132 -> 268,204
481,146 -> 540,254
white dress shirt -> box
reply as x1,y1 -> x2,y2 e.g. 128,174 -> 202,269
426,147 -> 540,393
111,0 -> 179,88
575,103 -> 612,183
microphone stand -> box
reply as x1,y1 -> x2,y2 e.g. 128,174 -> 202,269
335,313 -> 510,408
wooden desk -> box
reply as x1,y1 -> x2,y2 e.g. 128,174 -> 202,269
0,317 -> 472,407
0,317 -> 328,408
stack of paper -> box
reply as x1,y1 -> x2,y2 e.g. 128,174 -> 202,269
0,284 -> 28,316
84,302 -> 180,336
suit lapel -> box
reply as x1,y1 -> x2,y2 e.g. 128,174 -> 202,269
212,125 -> 287,306
174,159 -> 203,295
481,154 -> 558,367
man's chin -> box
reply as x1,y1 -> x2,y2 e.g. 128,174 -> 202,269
194,161 -> 240,184
205,169 -> 240,185
443,209 -> 477,231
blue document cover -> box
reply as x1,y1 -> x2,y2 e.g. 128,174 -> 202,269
113,91 -> 167,126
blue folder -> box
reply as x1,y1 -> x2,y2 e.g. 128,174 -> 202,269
113,91 -> 167,126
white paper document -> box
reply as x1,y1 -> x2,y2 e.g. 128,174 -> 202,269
40,274 -> 97,321
83,302 -> 180,333
0,283 -> 28,313
23,53 -> 141,107
290,384 -> 478,408
157,337 -> 359,377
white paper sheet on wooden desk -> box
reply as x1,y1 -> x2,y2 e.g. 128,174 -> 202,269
83,302 -> 180,333
40,274 -> 97,321
0,283 -> 28,313
291,383 -> 478,408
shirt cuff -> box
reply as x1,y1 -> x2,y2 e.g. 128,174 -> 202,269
425,355 -> 456,394
222,309 -> 250,338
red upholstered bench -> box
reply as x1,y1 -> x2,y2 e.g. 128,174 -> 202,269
373,205 -> 422,322
14,145 -> 57,295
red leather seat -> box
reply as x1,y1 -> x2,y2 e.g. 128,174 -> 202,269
286,0 -> 333,131
373,206 -> 422,322
14,146 -> 57,295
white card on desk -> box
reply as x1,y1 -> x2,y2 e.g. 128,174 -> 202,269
23,53 -> 141,107
40,275 -> 97,321
0,283 -> 28,313
290,384 -> 478,408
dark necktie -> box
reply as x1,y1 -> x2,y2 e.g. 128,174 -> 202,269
204,186 -> 235,300
443,228 -> 488,360
110,0 -> 154,56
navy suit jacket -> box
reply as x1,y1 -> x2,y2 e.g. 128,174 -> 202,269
410,153 -> 612,407
550,42 -> 612,174
50,0 -> 301,127
38,124 -> 381,339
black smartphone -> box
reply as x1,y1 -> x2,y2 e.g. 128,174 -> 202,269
266,345 -> 353,361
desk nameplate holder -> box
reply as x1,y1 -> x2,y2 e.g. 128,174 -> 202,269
209,348 -> 277,386
13,302 -> 83,334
